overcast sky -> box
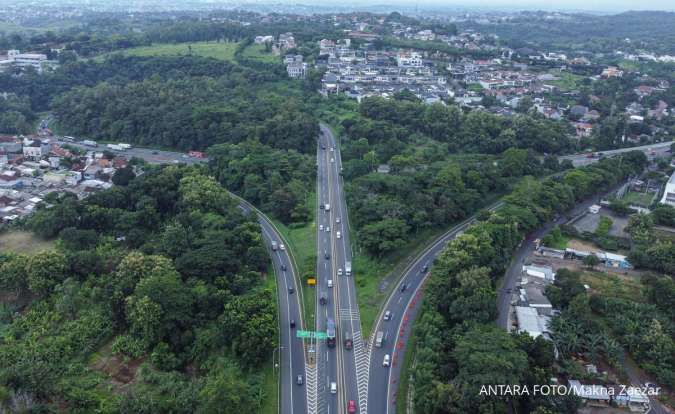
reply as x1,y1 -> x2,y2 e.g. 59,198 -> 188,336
337,0 -> 675,12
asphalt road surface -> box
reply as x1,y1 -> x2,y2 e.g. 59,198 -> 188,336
314,124 -> 364,414
235,201 -> 309,414
562,141 -> 672,167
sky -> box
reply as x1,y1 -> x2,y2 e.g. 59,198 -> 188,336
325,0 -> 675,12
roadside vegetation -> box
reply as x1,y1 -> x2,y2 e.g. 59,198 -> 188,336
96,40 -> 240,61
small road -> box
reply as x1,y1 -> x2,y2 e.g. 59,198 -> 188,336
238,200 -> 308,414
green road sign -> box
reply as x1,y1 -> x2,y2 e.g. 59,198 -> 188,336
296,330 -> 328,339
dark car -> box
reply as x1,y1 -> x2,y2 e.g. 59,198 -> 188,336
288,286 -> 294,294
421,263 -> 429,273
400,283 -> 408,293
290,320 -> 296,329
325,252 -> 330,260
320,204 -> 325,210
281,264 -> 287,271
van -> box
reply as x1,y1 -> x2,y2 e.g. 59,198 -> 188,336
336,231 -> 341,239
330,382 -> 337,394
383,354 -> 390,367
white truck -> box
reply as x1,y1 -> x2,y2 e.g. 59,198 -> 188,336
324,203 -> 330,211
107,144 -> 125,151
118,143 -> 132,149
375,331 -> 384,348
345,261 -> 352,276
82,140 -> 97,147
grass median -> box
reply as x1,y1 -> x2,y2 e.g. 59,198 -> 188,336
272,192 -> 317,331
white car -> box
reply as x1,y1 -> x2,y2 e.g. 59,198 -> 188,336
326,226 -> 330,232
330,147 -> 334,152
337,268 -> 343,276
328,279 -> 333,288
319,224 -> 324,231
336,217 -> 341,223
336,231 -> 341,239
384,310 -> 392,321
280,244 -> 286,251
383,354 -> 390,367
330,382 -> 337,394
330,158 -> 335,163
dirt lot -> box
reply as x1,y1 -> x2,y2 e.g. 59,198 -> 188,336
0,230 -> 54,254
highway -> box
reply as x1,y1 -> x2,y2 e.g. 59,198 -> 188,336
315,124 -> 365,414
365,139 -> 673,414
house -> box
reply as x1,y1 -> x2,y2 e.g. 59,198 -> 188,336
287,62 -> 308,79
522,265 -> 555,281
22,138 -> 50,160
601,66 -> 623,78
0,136 -> 22,153
515,306 -> 550,338
396,51 -> 423,68
568,380 -> 611,406
278,32 -> 296,50
574,122 -> 593,138
659,170 -> 675,207
569,105 -> 589,118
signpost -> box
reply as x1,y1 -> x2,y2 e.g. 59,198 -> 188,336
296,330 -> 328,340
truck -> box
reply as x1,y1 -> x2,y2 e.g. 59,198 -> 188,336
107,144 -> 125,151
118,143 -> 132,149
271,241 -> 278,251
324,203 -> 330,211
326,318 -> 336,348
345,261 -> 352,276
375,331 -> 384,348
343,332 -> 353,350
82,140 -> 97,147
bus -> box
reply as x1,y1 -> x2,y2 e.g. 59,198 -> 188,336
375,331 -> 384,348
326,318 -> 336,348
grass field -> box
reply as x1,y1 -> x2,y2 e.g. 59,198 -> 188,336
240,43 -> 280,63
622,190 -> 655,207
0,230 -> 54,254
97,41 -> 239,61
550,71 -> 585,91
580,271 -> 645,302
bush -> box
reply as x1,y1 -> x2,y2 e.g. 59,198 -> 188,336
112,335 -> 147,359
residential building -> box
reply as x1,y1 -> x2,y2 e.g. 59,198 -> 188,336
22,138 -> 50,160
396,51 -> 423,67
660,170 -> 675,207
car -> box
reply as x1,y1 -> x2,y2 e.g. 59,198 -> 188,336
336,231 -> 341,239
400,283 -> 408,292
384,310 -> 392,321
290,320 -> 296,328
383,354 -> 390,367
330,158 -> 335,163
320,204 -> 325,210
325,252 -> 330,260
326,226 -> 330,232
279,244 -> 286,251
330,382 -> 337,394
288,286 -> 294,294
321,145 -> 326,150
421,264 -> 429,273
152,151 -> 158,155
330,147 -> 334,152
297,375 -> 303,386
281,264 -> 287,271
327,279 -> 333,288
336,217 -> 341,223
347,400 -> 356,413
319,224 -> 324,231
337,268 -> 343,276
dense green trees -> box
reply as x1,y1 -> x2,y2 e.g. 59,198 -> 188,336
412,154 -> 646,413
1,166 -> 278,410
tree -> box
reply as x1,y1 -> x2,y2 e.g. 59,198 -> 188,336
25,251 -> 68,297
112,165 -> 136,186
359,218 -> 409,256
583,254 -> 600,269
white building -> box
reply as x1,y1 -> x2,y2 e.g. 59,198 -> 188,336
254,35 -> 274,44
22,139 -> 50,160
660,171 -> 675,207
287,62 -> 308,79
396,51 -> 423,68
0,50 -> 49,72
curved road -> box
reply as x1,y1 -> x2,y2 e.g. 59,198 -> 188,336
366,139 -> 673,414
